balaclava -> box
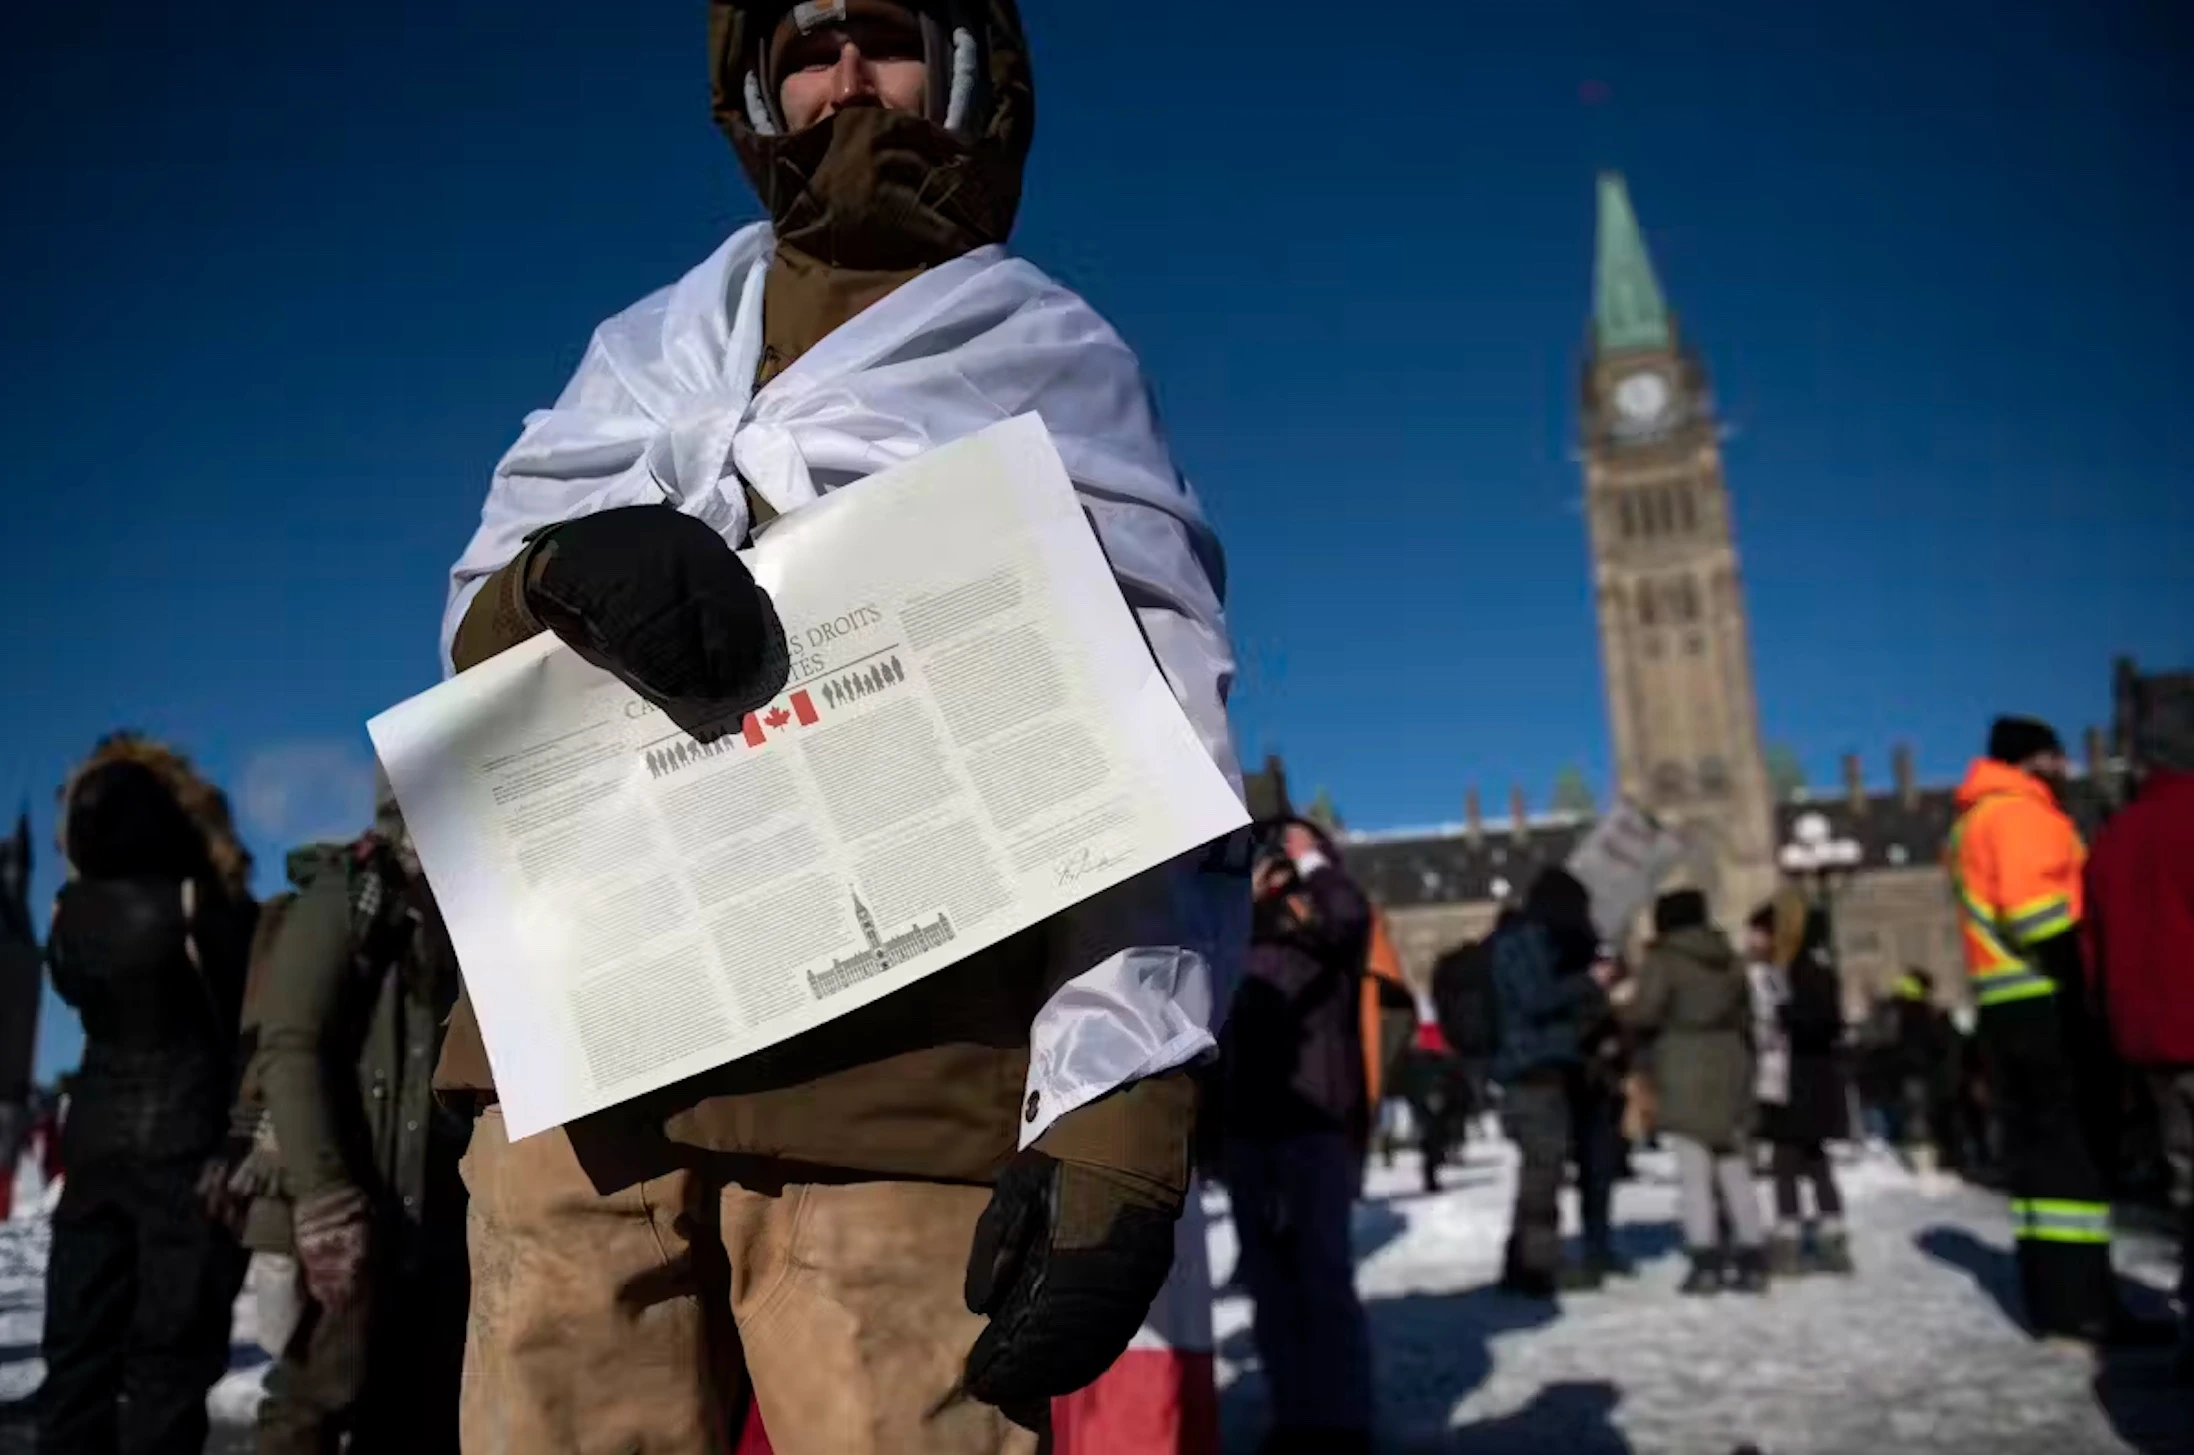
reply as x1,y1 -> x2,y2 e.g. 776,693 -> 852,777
707,0 -> 1034,274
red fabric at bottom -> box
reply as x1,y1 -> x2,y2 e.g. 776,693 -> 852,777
732,1349 -> 1217,1454
736,1402 -> 774,1455
1052,1349 -> 1219,1455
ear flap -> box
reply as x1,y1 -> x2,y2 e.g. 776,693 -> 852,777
939,8 -> 985,136
745,69 -> 782,136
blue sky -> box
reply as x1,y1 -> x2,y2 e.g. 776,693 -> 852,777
5,1 -> 2188,1078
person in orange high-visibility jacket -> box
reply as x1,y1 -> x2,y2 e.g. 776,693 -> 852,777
1948,716 -> 2128,1342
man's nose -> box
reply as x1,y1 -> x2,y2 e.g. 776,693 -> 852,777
831,40 -> 876,103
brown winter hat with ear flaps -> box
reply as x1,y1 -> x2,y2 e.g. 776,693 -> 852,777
706,0 -> 1035,271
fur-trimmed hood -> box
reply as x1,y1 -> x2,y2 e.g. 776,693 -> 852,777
58,733 -> 252,898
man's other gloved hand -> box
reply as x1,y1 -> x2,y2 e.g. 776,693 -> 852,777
962,1071 -> 1195,1411
524,506 -> 789,738
293,1184 -> 371,1314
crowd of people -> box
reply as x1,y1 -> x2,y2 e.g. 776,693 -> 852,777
20,706 -> 2193,1454
1215,703 -> 2194,1450
1215,825 -> 1891,1451
25,739 -> 465,1455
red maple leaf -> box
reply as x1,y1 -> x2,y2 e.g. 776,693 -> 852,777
764,707 -> 792,730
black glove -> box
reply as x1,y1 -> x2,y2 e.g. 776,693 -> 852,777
525,506 -> 789,738
961,1148 -> 1182,1412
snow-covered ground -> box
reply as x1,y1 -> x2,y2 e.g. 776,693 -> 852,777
0,1140 -> 2185,1454
1210,1134 -> 2192,1454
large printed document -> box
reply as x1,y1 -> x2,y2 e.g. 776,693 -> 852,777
371,416 -> 1247,1139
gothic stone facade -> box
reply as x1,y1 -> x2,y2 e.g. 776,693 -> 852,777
1581,173 -> 1779,925
1248,176 -> 2127,1015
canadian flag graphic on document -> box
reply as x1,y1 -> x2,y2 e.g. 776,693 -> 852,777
740,689 -> 821,748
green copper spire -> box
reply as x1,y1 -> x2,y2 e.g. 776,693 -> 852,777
1593,172 -> 1672,355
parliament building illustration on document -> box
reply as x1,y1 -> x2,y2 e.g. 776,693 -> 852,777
808,886 -> 957,999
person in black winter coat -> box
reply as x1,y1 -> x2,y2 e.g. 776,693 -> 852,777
1221,818 -> 1375,1454
40,737 -> 255,1455
1489,870 -> 1620,1296
1749,893 -> 1853,1275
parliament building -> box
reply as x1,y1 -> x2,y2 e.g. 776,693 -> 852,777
1247,176 -> 2137,1011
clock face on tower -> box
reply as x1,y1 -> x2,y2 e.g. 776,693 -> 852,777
1613,370 -> 1672,426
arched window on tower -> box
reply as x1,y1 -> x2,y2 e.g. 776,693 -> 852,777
1638,584 -> 1659,627
1676,576 -> 1700,622
1677,488 -> 1697,534
1618,492 -> 1638,539
1698,756 -> 1730,796
1652,761 -> 1687,801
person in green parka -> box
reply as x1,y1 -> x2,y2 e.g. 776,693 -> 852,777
247,774 -> 468,1455
1629,889 -> 1769,1295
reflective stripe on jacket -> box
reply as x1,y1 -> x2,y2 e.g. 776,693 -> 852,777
2010,1197 -> 2111,1246
1947,759 -> 2085,1009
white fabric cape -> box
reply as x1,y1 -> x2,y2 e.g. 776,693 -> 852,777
442,223 -> 1247,1144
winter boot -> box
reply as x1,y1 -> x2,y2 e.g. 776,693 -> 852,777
1587,1244 -> 1636,1279
1730,1246 -> 1771,1294
1811,1221 -> 1855,1276
1768,1225 -> 1805,1278
1556,1260 -> 1606,1293
2099,1308 -> 2181,1349
1680,1249 -> 1725,1296
1499,1249 -> 1557,1300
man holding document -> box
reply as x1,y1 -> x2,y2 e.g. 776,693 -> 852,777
398,3 -> 1246,1452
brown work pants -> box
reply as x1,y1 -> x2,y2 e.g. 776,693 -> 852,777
457,1107 -> 1039,1455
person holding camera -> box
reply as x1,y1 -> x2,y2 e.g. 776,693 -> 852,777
1218,820 -> 1376,1454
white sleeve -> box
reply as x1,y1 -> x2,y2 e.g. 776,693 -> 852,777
1018,580 -> 1250,1146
